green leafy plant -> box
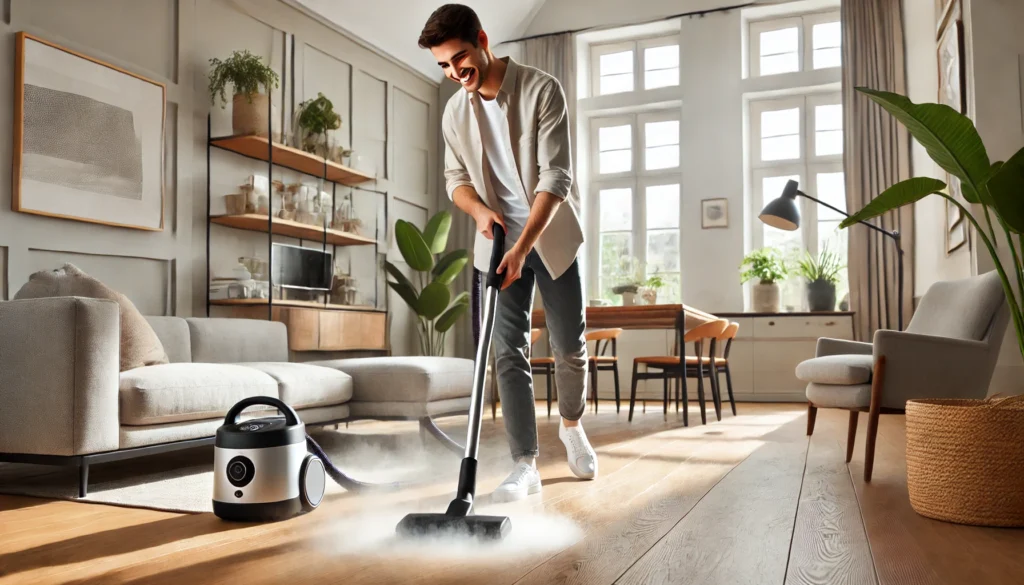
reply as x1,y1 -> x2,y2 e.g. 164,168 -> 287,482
645,274 -> 666,289
296,92 -> 342,153
797,243 -> 845,285
740,247 -> 789,285
841,88 -> 1024,362
385,210 -> 469,356
208,50 -> 280,107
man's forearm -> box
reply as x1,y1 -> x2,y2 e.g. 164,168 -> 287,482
514,191 -> 562,253
452,185 -> 487,218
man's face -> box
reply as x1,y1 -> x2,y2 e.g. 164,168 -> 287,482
430,33 -> 490,92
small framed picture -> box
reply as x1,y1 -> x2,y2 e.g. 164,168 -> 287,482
701,198 -> 728,229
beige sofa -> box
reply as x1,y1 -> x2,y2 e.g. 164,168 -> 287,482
0,296 -> 475,496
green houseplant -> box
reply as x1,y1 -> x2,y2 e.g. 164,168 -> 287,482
385,210 -> 470,356
295,92 -> 342,157
208,50 -> 280,136
797,243 -> 845,311
841,88 -> 1024,363
740,247 -> 789,312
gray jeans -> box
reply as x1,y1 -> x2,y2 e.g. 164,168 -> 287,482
490,251 -> 588,460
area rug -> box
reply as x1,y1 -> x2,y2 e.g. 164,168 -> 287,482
0,421 -> 473,514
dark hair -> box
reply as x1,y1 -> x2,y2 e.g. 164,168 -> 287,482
418,4 -> 482,49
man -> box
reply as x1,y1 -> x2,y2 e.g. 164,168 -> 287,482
419,4 -> 597,502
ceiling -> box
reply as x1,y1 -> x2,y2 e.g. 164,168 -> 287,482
292,0 -> 549,82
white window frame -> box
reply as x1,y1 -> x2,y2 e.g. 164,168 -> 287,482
638,110 -> 682,175
591,115 -> 636,179
638,37 -> 681,91
590,35 -> 680,97
750,96 -> 805,166
806,92 -> 843,162
748,11 -> 840,78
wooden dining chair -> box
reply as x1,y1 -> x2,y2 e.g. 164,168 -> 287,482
529,328 -> 557,416
629,316 -> 729,425
713,322 -> 740,417
678,321 -> 740,422
585,328 -> 623,414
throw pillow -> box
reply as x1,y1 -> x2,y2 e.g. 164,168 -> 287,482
14,263 -> 169,371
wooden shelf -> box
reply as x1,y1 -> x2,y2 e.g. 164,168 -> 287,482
209,298 -> 384,312
210,214 -> 376,246
209,135 -> 374,186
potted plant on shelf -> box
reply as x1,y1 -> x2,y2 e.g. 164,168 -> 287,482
740,247 -> 789,312
208,50 -> 280,137
294,92 -> 342,158
385,210 -> 469,356
797,243 -> 844,311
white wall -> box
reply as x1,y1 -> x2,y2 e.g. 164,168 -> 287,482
905,0 -> 972,298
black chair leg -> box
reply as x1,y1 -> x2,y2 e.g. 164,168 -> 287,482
725,366 -> 737,415
662,377 -> 668,416
709,365 -> 722,422
675,377 -> 680,412
612,363 -> 621,413
546,366 -> 553,417
681,371 -> 689,427
591,362 -> 599,414
628,362 -> 639,422
696,368 -> 707,425
79,460 -> 89,498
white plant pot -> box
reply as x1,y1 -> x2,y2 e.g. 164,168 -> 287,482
753,282 -> 781,313
621,292 -> 638,306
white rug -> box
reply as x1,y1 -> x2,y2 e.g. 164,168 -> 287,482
0,424 -> 472,514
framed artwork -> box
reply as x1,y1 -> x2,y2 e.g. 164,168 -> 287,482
701,198 -> 728,229
13,32 -> 166,231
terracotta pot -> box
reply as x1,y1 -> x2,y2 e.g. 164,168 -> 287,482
753,282 -> 780,312
232,93 -> 271,136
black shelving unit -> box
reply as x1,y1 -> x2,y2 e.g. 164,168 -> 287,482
204,83 -> 387,321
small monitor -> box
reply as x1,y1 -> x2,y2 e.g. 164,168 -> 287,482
271,244 -> 333,291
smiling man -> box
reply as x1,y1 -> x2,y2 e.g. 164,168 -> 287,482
419,4 -> 597,501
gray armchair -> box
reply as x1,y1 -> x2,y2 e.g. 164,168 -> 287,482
796,270 -> 1009,481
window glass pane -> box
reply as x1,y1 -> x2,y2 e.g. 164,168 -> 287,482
815,104 -> 842,131
815,130 -> 843,156
646,184 -> 680,229
812,21 -> 841,49
647,230 -> 680,273
645,120 -> 679,147
813,47 -> 841,69
600,149 -> 632,173
817,223 -> 849,308
645,45 -> 679,69
600,50 -> 633,75
760,27 -> 798,55
600,233 -> 633,302
600,188 -> 632,231
761,135 -> 800,161
599,125 -> 632,151
644,68 -> 679,89
600,73 -> 634,95
645,145 -> 679,170
760,52 -> 799,75
816,172 -> 846,220
761,108 -> 800,138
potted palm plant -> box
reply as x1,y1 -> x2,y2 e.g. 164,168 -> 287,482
208,50 -> 280,137
740,247 -> 789,312
384,210 -> 470,356
797,243 -> 844,311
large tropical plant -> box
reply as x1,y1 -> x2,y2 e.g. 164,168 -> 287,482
385,211 -> 469,356
842,88 -> 1024,362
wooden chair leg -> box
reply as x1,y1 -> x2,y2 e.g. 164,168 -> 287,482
864,356 -> 886,482
846,411 -> 859,463
612,362 -> 621,414
628,361 -> 639,422
725,365 -> 737,416
807,404 -> 818,435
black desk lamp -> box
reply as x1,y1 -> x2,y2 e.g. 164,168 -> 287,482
758,179 -> 904,331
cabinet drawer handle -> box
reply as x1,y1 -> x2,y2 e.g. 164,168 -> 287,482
825,321 -> 836,326
768,321 -> 775,326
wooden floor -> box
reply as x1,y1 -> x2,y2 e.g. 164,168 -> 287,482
2,402 -> 1023,585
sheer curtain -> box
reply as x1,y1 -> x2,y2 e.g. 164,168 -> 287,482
841,0 -> 914,341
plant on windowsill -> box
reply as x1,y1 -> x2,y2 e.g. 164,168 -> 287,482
294,92 -> 342,158
208,50 -> 280,137
385,210 -> 469,356
639,273 -> 666,305
740,247 -> 789,313
796,242 -> 845,311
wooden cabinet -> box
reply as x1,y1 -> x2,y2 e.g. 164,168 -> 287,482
211,305 -> 387,352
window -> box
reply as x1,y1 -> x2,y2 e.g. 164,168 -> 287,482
591,111 -> 682,302
591,37 -> 679,96
749,92 -> 846,310
749,11 -> 840,77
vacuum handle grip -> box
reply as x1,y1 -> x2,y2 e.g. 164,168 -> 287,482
485,223 -> 506,290
224,396 -> 300,426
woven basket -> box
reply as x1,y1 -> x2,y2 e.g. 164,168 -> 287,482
906,395 -> 1024,527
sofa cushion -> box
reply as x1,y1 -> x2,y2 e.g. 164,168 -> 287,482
806,382 -> 873,409
119,363 -> 279,425
307,357 -> 473,403
185,318 -> 288,364
145,316 -> 192,363
239,363 -> 353,409
795,354 -> 874,385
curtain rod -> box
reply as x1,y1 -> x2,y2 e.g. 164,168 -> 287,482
498,2 -> 756,45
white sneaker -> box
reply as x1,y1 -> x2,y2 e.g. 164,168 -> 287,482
559,420 -> 598,479
492,460 -> 542,503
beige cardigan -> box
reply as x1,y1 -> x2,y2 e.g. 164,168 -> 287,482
441,57 -> 584,280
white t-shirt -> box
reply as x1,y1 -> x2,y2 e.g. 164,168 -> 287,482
476,97 -> 531,245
